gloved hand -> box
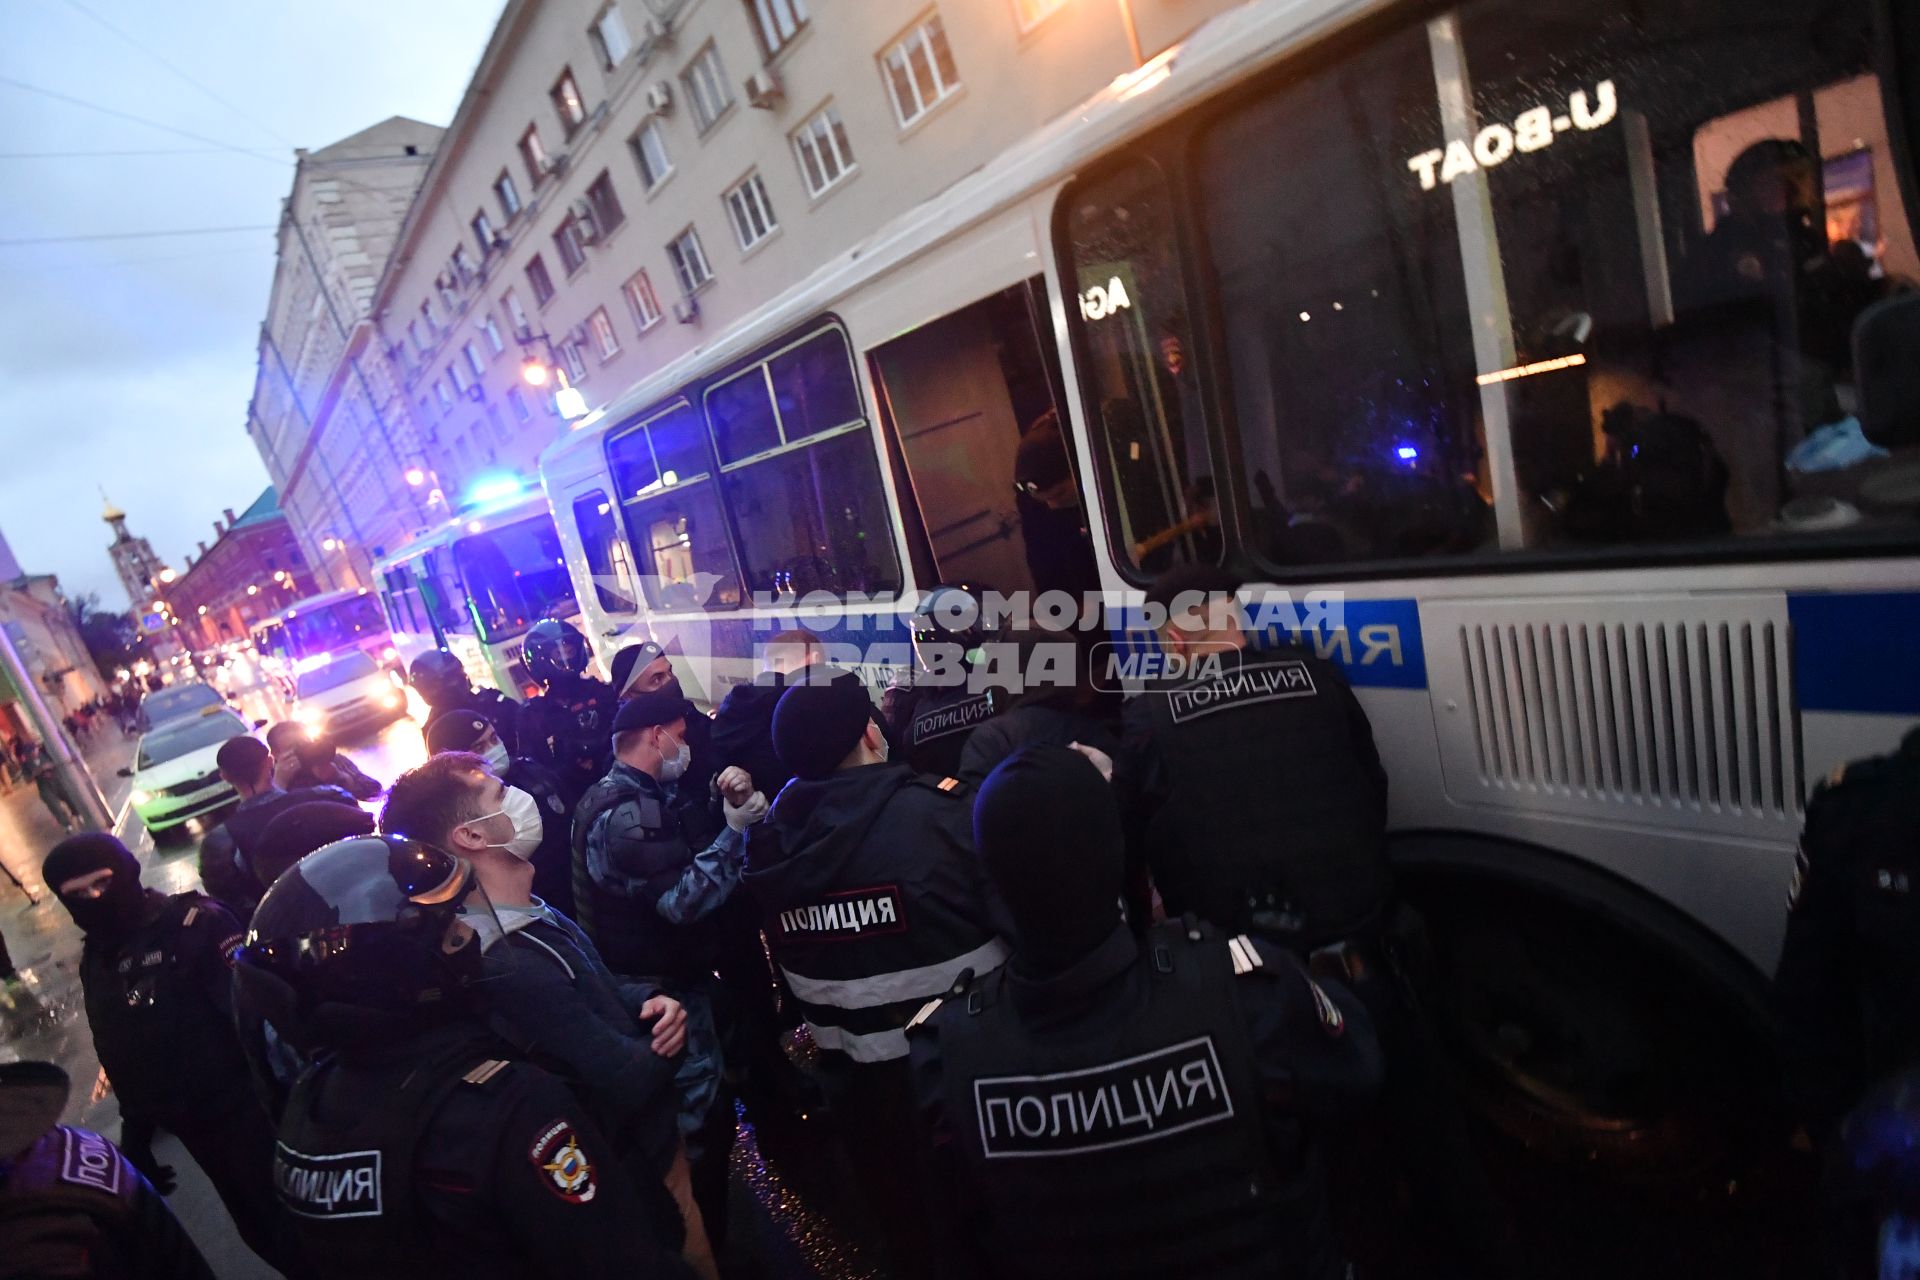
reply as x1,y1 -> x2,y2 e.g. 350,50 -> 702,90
724,790 -> 770,832
1068,741 -> 1114,782
121,1136 -> 177,1195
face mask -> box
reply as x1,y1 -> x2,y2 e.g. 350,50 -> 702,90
658,731 -> 691,783
480,741 -> 511,774
472,786 -> 544,861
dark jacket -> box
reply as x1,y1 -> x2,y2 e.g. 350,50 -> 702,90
201,784 -> 361,916
0,1124 -> 215,1280
280,756 -> 381,801
521,677 -> 618,809
957,701 -> 1120,788
503,758 -> 577,918
711,677 -> 790,801
744,764 -> 1010,1064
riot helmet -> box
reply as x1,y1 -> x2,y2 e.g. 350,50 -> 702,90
522,618 -> 591,688
235,833 -> 498,1050
408,650 -> 470,706
910,583 -> 999,674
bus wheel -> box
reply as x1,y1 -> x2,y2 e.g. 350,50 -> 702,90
1398,872 -> 1781,1187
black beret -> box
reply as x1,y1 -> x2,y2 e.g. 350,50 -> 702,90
612,685 -> 687,734
424,708 -> 493,756
772,670 -> 874,781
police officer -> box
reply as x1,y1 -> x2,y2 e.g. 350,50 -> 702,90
235,833 -> 691,1279
711,629 -> 825,801
201,735 -> 361,919
0,1061 -> 215,1280
1116,565 -> 1390,943
889,583 -> 1009,778
408,649 -> 522,755
748,669 -> 1011,1274
956,627 -> 1120,787
1776,726 -> 1920,1126
41,834 -> 308,1278
910,744 -> 1380,1279
379,752 -> 710,1277
572,688 -> 768,1244
520,618 -> 617,807
425,708 -> 577,916
608,642 -> 722,830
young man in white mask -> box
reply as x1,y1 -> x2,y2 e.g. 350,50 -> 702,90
378,752 -> 716,1277
425,708 -> 577,916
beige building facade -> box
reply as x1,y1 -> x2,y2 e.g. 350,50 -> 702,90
247,116 -> 446,591
367,0 -> 1246,505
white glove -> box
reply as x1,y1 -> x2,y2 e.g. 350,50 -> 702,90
725,789 -> 770,832
1068,741 -> 1114,782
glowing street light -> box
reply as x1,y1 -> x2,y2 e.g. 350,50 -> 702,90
158,567 -> 177,584
405,466 -> 428,487
321,537 -> 340,552
521,357 -> 551,387
197,605 -> 208,615
247,584 -> 259,596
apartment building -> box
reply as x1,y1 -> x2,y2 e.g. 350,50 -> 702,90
369,0 -> 1245,504
247,116 -> 445,591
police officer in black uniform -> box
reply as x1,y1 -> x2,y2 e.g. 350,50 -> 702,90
200,734 -> 360,919
0,1061 -> 215,1280
1777,727 -> 1920,1126
42,834 -> 308,1278
910,744 -> 1380,1279
749,669 -> 1011,1275
889,583 -> 1009,779
235,833 -> 691,1280
409,649 -> 522,755
519,618 -> 617,807
425,708 -> 577,917
1116,565 -> 1519,1278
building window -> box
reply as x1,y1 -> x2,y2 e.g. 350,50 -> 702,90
502,289 -> 530,339
472,209 -> 498,255
519,125 -> 550,186
420,299 -> 441,337
451,244 -> 476,285
630,119 -> 674,191
494,170 -> 523,219
436,271 -> 458,313
526,254 -> 556,306
560,335 -> 590,382
554,218 -> 589,275
591,6 -> 633,69
750,0 -> 809,57
881,12 -> 960,128
1011,0 -> 1068,32
723,171 -> 779,251
623,269 -> 662,330
551,68 -> 589,137
463,340 -> 487,378
791,104 -> 855,196
585,170 -> 625,233
435,378 -> 454,410
480,312 -> 505,354
449,361 -> 472,395
508,386 -> 532,423
588,307 -> 621,360
407,318 -> 429,355
681,43 -> 733,134
666,226 -> 713,294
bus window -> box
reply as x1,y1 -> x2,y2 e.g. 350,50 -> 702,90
704,326 -> 902,600
572,490 -> 641,613
608,402 -> 744,611
869,279 -> 1092,596
1187,0 -> 1915,570
1063,161 -> 1220,579
286,595 -> 386,656
454,518 -> 577,643
382,567 -> 422,634
418,550 -> 470,636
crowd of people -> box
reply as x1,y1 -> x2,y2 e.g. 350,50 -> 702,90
3,566 -> 1914,1278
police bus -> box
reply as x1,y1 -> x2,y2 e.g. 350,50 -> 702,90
250,588 -> 402,689
370,483 -> 585,700
538,0 -> 1920,1169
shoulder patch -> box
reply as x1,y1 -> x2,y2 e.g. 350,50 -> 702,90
1306,979 -> 1345,1038
55,1126 -> 123,1196
528,1120 -> 598,1204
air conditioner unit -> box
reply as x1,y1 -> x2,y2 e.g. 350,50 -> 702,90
671,295 -> 699,325
567,325 -> 590,347
569,199 -> 600,243
465,385 -> 485,403
640,15 -> 674,47
744,70 -> 784,110
544,151 -> 571,178
645,82 -> 673,115
490,233 -> 512,253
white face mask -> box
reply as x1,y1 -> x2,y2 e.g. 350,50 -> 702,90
657,731 -> 691,783
472,785 -> 544,861
480,741 -> 511,774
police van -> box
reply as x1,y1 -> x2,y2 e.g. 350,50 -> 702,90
537,0 -> 1920,1170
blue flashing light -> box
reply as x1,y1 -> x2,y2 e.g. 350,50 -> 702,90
462,472 -> 526,509
1394,444 -> 1420,463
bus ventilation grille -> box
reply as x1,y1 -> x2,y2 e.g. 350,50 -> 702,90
1433,599 -> 1803,828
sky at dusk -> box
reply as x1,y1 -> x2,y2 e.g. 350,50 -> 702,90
0,0 -> 504,610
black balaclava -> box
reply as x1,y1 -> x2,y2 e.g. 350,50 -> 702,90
43,833 -> 149,941
974,744 -> 1125,978
0,1061 -> 70,1161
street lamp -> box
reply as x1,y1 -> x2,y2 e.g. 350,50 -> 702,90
518,331 -> 587,420
405,466 -> 428,487
321,537 -> 340,552
158,567 -> 176,585
520,357 -> 550,387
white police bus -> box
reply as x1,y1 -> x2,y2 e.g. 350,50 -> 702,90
539,0 -> 1920,1168
370,483 -> 587,700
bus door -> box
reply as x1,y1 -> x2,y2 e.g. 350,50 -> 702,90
866,277 -> 1095,600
